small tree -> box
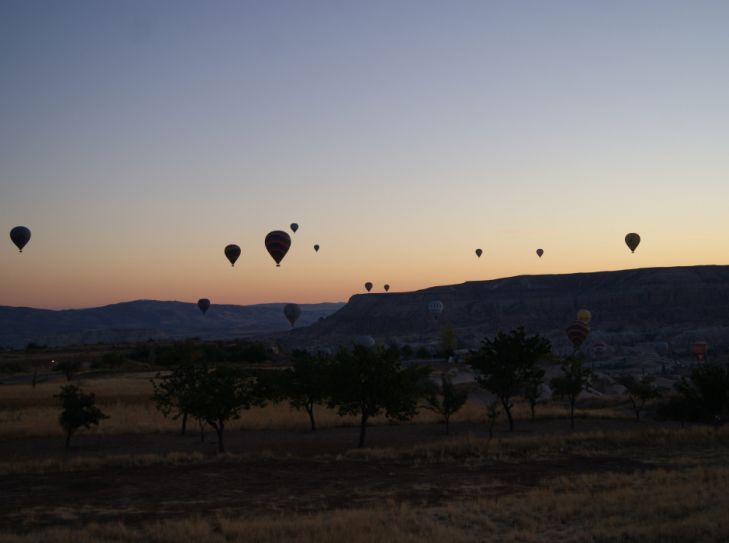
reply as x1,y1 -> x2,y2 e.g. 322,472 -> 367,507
152,361 -> 208,435
675,364 -> 729,427
523,366 -> 545,422
54,359 -> 82,381
56,385 -> 108,449
329,346 -> 429,448
283,351 -> 332,431
617,375 -> 661,421
423,372 -> 468,434
550,357 -> 591,429
468,327 -> 551,431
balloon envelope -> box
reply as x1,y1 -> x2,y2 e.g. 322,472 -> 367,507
290,223 -> 299,233
536,248 -> 544,258
313,244 -> 320,252
10,226 -> 31,252
577,309 -> 592,324
475,248 -> 482,258
197,298 -> 211,315
265,231 -> 292,267
625,233 -> 641,253
224,244 -> 241,266
428,300 -> 444,320
283,303 -> 301,327
384,284 -> 390,292
566,320 -> 590,350
364,282 -> 373,292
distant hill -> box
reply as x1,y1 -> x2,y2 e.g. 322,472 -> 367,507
0,300 -> 344,349
288,265 -> 729,355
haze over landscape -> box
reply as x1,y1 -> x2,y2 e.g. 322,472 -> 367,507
3,2 -> 729,542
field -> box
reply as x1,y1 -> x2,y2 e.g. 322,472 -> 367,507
1,370 -> 728,542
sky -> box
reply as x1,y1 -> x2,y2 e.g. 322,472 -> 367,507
2,0 -> 729,309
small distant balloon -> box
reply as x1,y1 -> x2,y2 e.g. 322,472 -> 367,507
428,300 -> 444,320
10,226 -> 31,252
265,231 -> 291,267
691,341 -> 708,362
625,233 -> 641,253
313,244 -> 320,252
224,244 -> 241,267
536,248 -> 544,258
475,248 -> 483,258
197,298 -> 211,315
283,303 -> 301,327
384,284 -> 390,292
577,309 -> 592,324
566,320 -> 589,350
364,282 -> 373,292
290,223 -> 299,233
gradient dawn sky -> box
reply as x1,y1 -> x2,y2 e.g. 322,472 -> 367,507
2,1 -> 729,309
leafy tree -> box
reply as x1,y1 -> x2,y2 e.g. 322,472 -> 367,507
185,365 -> 266,453
675,364 -> 729,427
56,385 -> 108,449
550,357 -> 591,429
329,346 -> 429,448
440,325 -> 457,357
523,366 -> 545,422
152,361 -> 208,435
53,359 -> 82,381
468,327 -> 551,431
423,372 -> 468,434
617,374 -> 661,421
283,351 -> 332,431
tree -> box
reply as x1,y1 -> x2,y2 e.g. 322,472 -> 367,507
53,359 -> 82,381
550,357 -> 591,429
617,375 -> 661,421
329,346 -> 429,448
282,350 -> 332,431
423,372 -> 468,434
56,385 -> 108,449
185,365 -> 266,453
468,327 -> 551,431
440,325 -> 457,357
152,361 -> 208,435
523,366 -> 545,422
675,364 -> 729,427
486,401 -> 500,439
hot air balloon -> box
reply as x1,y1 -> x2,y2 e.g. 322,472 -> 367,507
428,300 -> 444,320
384,284 -> 390,292
475,248 -> 483,258
577,309 -> 592,324
364,282 -> 373,292
265,231 -> 291,267
313,244 -> 320,252
9,226 -> 31,252
625,233 -> 641,253
691,341 -> 708,362
353,335 -> 376,348
283,303 -> 301,327
290,223 -> 299,233
592,341 -> 607,359
536,248 -> 544,258
197,298 -> 211,315
224,244 -> 241,267
566,320 -> 589,350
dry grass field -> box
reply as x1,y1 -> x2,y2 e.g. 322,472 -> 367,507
1,372 -> 726,542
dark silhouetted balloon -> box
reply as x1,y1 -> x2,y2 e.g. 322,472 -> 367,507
364,282 -> 373,292
384,284 -> 390,292
197,298 -> 211,315
224,244 -> 241,267
290,223 -> 299,233
265,231 -> 291,267
691,341 -> 708,362
566,320 -> 589,350
625,233 -> 641,253
10,226 -> 31,253
313,244 -> 320,252
475,248 -> 483,258
428,300 -> 444,320
284,303 -> 301,327
536,248 -> 544,258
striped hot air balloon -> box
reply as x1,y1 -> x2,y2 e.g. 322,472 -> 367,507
265,231 -> 291,267
428,300 -> 444,320
566,320 -> 590,350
